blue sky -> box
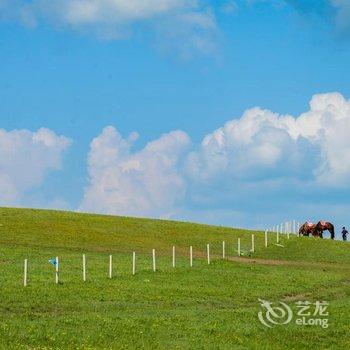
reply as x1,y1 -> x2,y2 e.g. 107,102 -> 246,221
1,0 -> 350,231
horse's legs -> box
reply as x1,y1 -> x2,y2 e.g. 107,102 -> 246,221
313,230 -> 321,238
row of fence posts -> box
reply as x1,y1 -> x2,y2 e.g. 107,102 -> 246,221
23,244 -> 226,285
268,220 -> 301,243
22,222 -> 300,286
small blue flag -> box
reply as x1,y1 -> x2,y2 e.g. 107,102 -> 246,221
49,258 -> 57,266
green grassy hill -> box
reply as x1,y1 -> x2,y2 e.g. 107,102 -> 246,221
0,207 -> 349,349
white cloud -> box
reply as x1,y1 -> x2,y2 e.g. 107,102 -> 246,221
186,107 -> 314,182
302,92 -> 350,184
188,92 -> 350,186
79,126 -> 190,218
0,0 -> 218,56
0,127 -> 71,206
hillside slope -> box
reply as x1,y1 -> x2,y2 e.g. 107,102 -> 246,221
1,207 -> 349,264
0,208 -> 349,349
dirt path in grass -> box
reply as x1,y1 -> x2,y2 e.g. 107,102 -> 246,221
228,255 -> 312,266
190,251 -> 350,271
226,255 -> 350,271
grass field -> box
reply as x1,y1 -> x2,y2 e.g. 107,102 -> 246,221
1,207 -> 350,349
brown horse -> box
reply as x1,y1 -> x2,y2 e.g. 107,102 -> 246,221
314,221 -> 335,240
299,222 -> 316,237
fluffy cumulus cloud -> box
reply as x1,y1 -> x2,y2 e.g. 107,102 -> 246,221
79,126 -> 190,218
0,0 -> 218,57
80,92 -> 350,222
188,92 -> 350,186
0,127 -> 71,206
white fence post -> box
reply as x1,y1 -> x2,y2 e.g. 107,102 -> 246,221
152,249 -> 156,272
265,230 -> 268,248
83,254 -> 86,282
251,234 -> 255,253
190,246 -> 193,267
23,259 -> 28,287
222,241 -> 226,259
132,251 -> 136,275
207,244 -> 210,264
277,226 -> 280,243
172,246 -> 175,268
109,255 -> 113,279
55,256 -> 59,284
237,238 -> 241,256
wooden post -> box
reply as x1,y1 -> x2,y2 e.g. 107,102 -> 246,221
152,249 -> 156,272
222,241 -> 226,259
190,246 -> 193,267
172,246 -> 175,268
251,234 -> 255,253
23,259 -> 28,287
237,238 -> 241,256
55,256 -> 59,284
265,230 -> 268,248
83,254 -> 86,282
132,251 -> 136,275
207,244 -> 210,264
109,255 -> 112,279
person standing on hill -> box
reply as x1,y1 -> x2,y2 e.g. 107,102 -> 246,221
341,227 -> 348,241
